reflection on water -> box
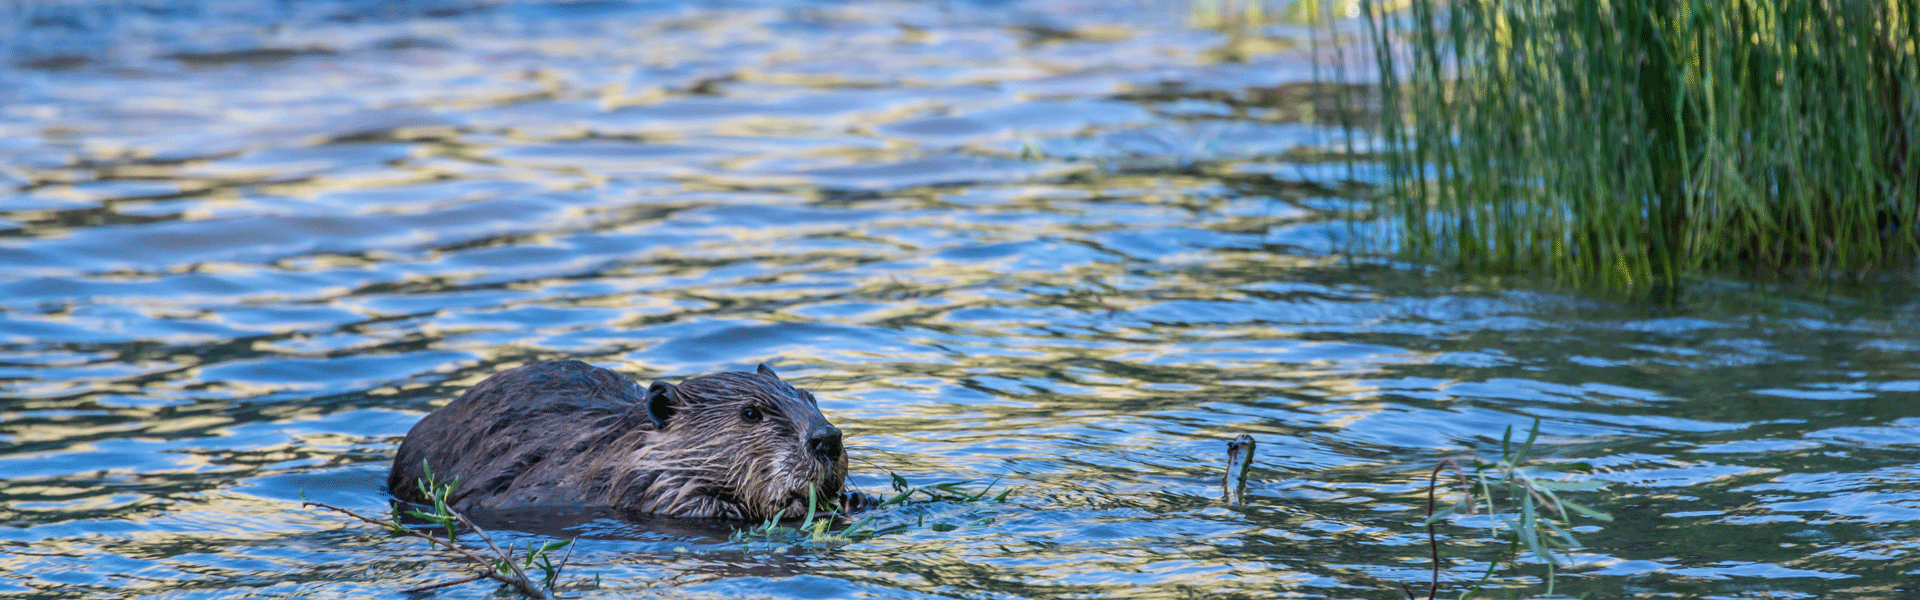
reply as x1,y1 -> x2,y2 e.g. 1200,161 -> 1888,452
4,0 -> 1920,598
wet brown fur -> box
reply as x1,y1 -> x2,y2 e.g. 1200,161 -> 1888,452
389,360 -> 847,521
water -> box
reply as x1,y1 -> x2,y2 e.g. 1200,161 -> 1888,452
4,1 -> 1920,598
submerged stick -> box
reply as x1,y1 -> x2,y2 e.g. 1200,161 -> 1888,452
1426,456 -> 1474,600
1222,434 -> 1256,507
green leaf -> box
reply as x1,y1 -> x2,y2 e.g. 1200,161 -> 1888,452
1530,479 -> 1608,492
1510,418 -> 1542,465
1541,518 -> 1582,551
1518,493 -> 1544,562
1500,424 -> 1514,458
1529,461 -> 1595,473
928,481 -> 976,496
801,484 -> 819,531
1423,498 -> 1469,524
840,515 -> 874,536
877,488 -> 916,508
1559,499 -> 1615,522
929,523 -> 956,532
967,477 -> 1003,501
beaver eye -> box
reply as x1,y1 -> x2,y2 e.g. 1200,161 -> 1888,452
741,406 -> 763,423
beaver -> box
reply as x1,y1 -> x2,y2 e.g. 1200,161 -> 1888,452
388,360 -> 848,521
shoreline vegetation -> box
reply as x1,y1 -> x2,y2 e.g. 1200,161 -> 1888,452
1337,0 -> 1917,293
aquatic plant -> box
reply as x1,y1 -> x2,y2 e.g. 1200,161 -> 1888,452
304,462 -> 575,599
871,472 -> 1016,508
728,483 -> 850,549
1423,419 -> 1612,599
731,473 -> 1014,548
1352,0 -> 1919,291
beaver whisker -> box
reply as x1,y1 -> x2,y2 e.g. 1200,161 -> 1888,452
390,360 -> 852,521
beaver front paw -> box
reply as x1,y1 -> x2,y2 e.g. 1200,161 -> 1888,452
840,490 -> 874,512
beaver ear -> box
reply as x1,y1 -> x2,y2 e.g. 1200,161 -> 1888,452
756,363 -> 779,379
645,381 -> 679,428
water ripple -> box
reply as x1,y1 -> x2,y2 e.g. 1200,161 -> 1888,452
1,0 -> 1919,599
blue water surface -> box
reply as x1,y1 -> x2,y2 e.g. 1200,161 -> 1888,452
3,1 -> 1920,598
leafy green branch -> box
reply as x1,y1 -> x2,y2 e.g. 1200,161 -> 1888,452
305,462 -> 575,599
1424,419 -> 1614,599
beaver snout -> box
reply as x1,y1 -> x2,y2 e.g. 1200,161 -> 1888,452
808,425 -> 843,462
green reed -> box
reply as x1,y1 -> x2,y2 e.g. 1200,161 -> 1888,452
1353,0 -> 1918,291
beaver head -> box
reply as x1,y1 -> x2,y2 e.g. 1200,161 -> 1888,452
619,363 -> 848,520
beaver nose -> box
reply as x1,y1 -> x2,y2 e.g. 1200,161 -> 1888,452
808,426 -> 842,461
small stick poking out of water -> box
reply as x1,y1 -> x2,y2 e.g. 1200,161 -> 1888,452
1222,434 -> 1255,507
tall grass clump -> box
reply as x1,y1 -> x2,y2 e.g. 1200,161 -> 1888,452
1357,0 -> 1918,291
